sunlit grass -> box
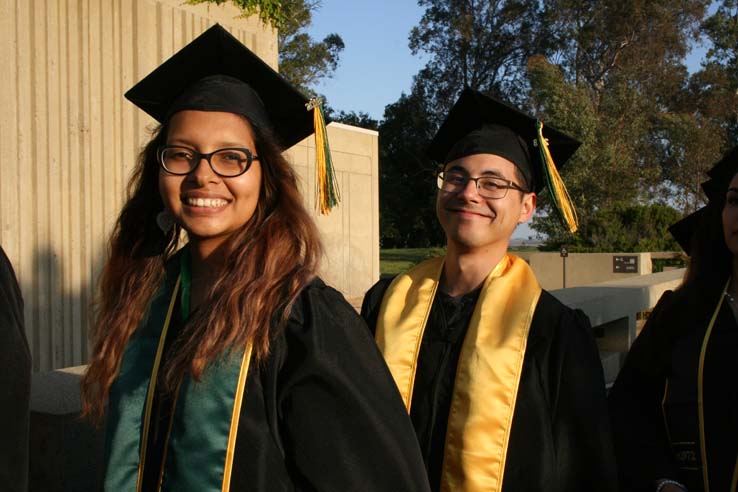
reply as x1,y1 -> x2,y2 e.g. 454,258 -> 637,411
380,245 -> 540,277
380,247 -> 446,277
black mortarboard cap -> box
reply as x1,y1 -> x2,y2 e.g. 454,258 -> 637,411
668,205 -> 712,255
702,177 -> 723,204
669,145 -> 738,254
427,88 -> 581,194
125,24 -> 315,150
702,145 -> 738,203
706,145 -> 738,180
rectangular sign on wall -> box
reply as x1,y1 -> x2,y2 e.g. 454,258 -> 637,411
613,255 -> 639,273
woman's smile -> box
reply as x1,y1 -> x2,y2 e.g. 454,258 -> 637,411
182,196 -> 230,208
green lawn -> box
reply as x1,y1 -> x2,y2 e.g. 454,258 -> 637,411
380,245 -> 540,277
380,247 -> 446,277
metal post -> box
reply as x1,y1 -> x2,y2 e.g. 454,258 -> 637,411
563,256 -> 566,289
560,246 -> 568,289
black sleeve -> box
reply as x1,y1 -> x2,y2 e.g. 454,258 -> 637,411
277,281 -> 430,492
608,291 -> 680,492
0,246 -> 30,492
553,310 -> 617,492
359,277 -> 394,336
548,302 -> 619,492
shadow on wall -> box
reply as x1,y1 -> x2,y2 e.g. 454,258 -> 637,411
25,246 -> 108,491
22,246 -> 106,372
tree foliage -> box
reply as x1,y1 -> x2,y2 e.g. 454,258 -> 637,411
527,0 -> 709,244
378,88 -> 445,248
652,1 -> 738,214
379,0 -> 737,251
277,1 -> 344,91
698,0 -> 738,140
188,0 -> 344,94
186,0 -> 285,27
702,0 -> 738,79
542,203 -> 682,252
326,109 -> 380,131
409,0 -> 553,111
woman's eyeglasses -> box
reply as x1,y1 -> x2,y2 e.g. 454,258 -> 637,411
157,145 -> 259,177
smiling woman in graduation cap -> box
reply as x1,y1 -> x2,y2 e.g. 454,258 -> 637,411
362,88 -> 618,492
80,25 -> 429,492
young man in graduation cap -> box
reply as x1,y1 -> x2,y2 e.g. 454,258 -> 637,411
362,88 -> 618,492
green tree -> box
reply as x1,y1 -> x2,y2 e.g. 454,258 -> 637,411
543,203 -> 682,252
653,109 -> 725,214
650,0 -> 738,214
526,0 -> 709,244
277,1 -> 344,91
409,0 -> 553,111
378,88 -> 445,248
188,0 -> 344,93
702,0 -> 738,98
326,109 -> 379,131
186,0 -> 285,27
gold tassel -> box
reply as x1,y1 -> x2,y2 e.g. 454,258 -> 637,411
306,97 -> 340,215
536,120 -> 578,233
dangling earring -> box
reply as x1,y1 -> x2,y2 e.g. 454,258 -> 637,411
156,209 -> 175,233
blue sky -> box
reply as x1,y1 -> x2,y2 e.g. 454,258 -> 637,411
306,0 -> 427,120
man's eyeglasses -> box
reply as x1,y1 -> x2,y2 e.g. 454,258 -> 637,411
437,171 -> 528,199
157,145 -> 259,177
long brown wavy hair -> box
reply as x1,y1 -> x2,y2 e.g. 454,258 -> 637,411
81,118 -> 323,421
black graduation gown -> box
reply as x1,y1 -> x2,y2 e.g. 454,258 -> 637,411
608,288 -> 738,492
361,278 -> 618,492
0,246 -> 31,492
137,275 -> 431,492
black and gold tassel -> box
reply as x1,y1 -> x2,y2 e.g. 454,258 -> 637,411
535,120 -> 578,233
306,97 -> 340,215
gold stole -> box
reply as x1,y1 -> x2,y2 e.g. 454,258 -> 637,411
375,254 -> 541,492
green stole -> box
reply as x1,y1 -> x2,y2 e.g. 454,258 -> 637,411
105,250 -> 254,492
375,254 -> 541,492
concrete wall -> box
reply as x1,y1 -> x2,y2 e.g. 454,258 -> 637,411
284,122 -> 380,300
0,1 -> 378,372
551,268 -> 685,385
530,252 -> 652,291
